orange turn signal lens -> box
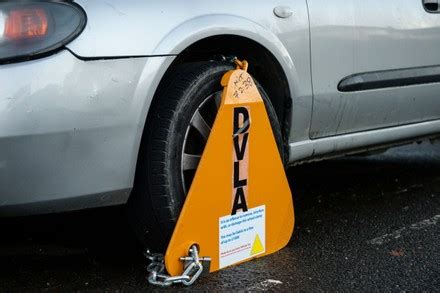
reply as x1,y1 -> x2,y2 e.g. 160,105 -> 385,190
4,8 -> 48,40
0,1 -> 86,63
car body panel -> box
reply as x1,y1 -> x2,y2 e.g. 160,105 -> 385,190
0,50 -> 175,213
308,0 -> 440,138
67,0 -> 313,143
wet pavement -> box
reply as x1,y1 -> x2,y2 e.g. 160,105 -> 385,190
1,142 -> 439,291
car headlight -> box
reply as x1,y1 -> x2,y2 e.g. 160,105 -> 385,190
0,0 -> 86,64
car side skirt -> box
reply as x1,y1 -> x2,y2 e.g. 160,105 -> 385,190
289,119 -> 440,165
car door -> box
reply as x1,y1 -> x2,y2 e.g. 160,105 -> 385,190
307,0 -> 440,138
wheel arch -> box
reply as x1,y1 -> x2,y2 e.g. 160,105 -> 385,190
130,17 -> 301,191
153,15 -> 297,126
170,35 -> 293,147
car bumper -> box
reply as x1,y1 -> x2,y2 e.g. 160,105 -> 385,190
0,50 -> 173,216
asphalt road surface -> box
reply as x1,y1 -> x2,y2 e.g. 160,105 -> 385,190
1,142 -> 439,291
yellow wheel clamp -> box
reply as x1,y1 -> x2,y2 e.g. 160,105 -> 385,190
147,60 -> 295,286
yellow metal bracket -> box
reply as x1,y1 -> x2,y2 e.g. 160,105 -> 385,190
164,60 -> 295,276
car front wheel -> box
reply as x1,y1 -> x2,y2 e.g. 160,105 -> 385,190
128,61 -> 284,252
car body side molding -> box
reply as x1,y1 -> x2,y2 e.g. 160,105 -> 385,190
338,65 -> 440,92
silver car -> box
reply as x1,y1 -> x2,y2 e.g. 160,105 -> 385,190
1,0 -> 440,250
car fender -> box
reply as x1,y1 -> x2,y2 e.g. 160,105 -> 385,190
67,1 -> 312,175
128,15 -> 305,172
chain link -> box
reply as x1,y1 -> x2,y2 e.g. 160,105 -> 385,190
145,245 -> 209,287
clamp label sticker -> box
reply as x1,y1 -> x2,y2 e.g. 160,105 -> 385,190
219,205 -> 266,269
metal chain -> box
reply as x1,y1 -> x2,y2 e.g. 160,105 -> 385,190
145,245 -> 209,287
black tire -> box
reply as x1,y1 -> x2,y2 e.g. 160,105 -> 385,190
128,61 -> 284,252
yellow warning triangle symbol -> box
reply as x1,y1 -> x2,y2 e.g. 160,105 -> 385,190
251,234 -> 264,256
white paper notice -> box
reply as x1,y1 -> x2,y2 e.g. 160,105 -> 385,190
219,205 -> 266,269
